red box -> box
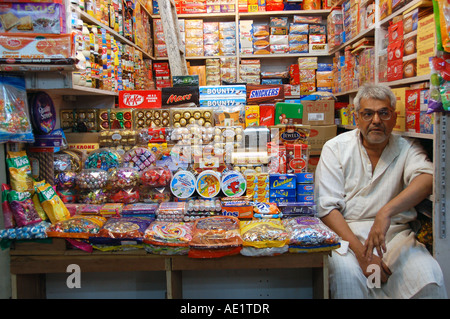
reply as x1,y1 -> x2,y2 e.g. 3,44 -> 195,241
286,143 -> 308,174
119,90 -> 162,108
387,40 -> 403,62
387,59 -> 403,82
259,103 -> 275,126
388,20 -> 404,42
405,89 -> 421,111
406,111 -> 420,133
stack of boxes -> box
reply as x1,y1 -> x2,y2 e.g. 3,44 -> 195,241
246,173 -> 269,203
269,174 -> 296,204
299,57 -> 317,95
203,22 -> 220,56
316,63 -> 333,93
153,62 -> 171,89
220,57 -> 237,83
327,7 -> 344,50
239,59 -> 261,84
153,19 -> 167,58
219,22 -> 236,56
239,20 -> 254,54
253,24 -> 270,54
289,23 -> 309,53
179,0 -> 207,14
416,9 -> 435,77
205,58 -> 221,86
269,17 -> 289,54
342,0 -> 352,43
205,0 -> 235,13
296,172 -> 315,205
387,19 -> 404,82
185,19 -> 204,57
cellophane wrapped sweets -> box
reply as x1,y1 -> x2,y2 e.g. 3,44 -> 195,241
46,215 -> 106,239
240,219 -> 289,256
143,221 -> 193,255
0,74 -> 34,143
90,216 -> 154,251
282,216 -> 340,253
189,216 -> 243,258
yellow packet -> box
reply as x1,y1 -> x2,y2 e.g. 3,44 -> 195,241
37,182 -> 70,224
32,180 -> 48,221
6,150 -> 34,193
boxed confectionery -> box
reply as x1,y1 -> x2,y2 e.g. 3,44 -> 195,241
392,87 -> 406,132
286,143 -> 308,174
275,102 -> 303,124
119,90 -> 162,108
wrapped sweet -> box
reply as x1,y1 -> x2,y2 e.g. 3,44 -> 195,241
140,167 -> 172,187
189,216 -> 243,258
282,216 -> 340,253
55,171 -> 77,189
76,169 -> 108,189
84,148 -> 121,172
143,221 -> 193,255
109,187 -> 140,204
239,219 -> 289,256
107,167 -> 140,189
78,189 -> 108,205
123,147 -> 156,172
0,221 -> 50,240
46,215 -> 106,239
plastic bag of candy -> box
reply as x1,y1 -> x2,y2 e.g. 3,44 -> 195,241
95,216 -> 154,241
240,245 -> 288,257
0,74 -> 34,143
428,56 -> 450,113
36,182 -> 71,224
240,219 -> 289,248
46,215 -> 106,239
6,150 -> 34,194
84,148 -> 122,172
77,189 -> 108,205
188,216 -> 243,258
109,187 -> 140,204
8,190 -> 42,227
282,216 -> 340,247
76,169 -> 108,189
143,221 -> 193,246
0,221 -> 50,240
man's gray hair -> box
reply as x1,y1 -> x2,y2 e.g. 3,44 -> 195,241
354,83 -> 397,112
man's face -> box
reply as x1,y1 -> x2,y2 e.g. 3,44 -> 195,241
356,97 -> 397,146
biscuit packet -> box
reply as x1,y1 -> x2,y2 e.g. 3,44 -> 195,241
36,182 -> 70,224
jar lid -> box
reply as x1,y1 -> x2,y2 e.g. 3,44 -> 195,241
196,170 -> 221,198
170,170 -> 196,199
221,171 -> 246,197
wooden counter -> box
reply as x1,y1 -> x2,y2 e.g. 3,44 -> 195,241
10,239 -> 330,299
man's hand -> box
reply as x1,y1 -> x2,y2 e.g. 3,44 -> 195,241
364,211 -> 391,260
356,252 -> 392,284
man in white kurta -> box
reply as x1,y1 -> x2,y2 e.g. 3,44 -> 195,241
315,84 -> 447,299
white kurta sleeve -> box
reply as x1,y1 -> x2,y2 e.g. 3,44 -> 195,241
314,140 -> 346,218
403,138 -> 433,185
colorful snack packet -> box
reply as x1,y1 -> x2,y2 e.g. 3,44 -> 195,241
7,190 -> 42,227
36,182 -> 70,224
6,150 -> 34,193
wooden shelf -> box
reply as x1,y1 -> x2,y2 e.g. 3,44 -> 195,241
73,5 -> 155,60
379,74 -> 430,87
337,124 -> 434,140
379,0 -> 432,26
239,9 -> 331,17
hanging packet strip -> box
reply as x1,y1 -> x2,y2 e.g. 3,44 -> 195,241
36,182 -> 70,224
1,184 -> 15,229
6,150 -> 34,194
0,74 -> 34,143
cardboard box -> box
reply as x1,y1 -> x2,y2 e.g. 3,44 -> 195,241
403,55 -> 417,78
406,111 -> 420,133
394,116 -> 405,132
388,20 -> 403,42
308,125 -> 337,151
259,104 -> 275,126
392,87 -> 406,117
245,104 -> 259,127
301,100 -> 335,125
275,102 -> 303,124
307,155 -> 320,173
387,59 -> 403,82
420,111 -> 434,134
405,89 -> 421,111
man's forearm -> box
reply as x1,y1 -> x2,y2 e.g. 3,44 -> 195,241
320,209 -> 365,257
378,173 -> 433,219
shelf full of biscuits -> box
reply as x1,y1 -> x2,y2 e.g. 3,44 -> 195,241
327,0 -> 436,139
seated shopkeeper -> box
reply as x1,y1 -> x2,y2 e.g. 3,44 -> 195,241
314,83 -> 447,299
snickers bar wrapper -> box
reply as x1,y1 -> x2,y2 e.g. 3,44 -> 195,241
246,84 -> 285,105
